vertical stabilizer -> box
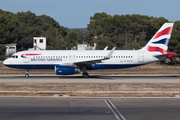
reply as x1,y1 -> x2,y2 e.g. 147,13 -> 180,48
142,23 -> 174,54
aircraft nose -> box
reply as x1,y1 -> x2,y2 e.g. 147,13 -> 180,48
3,59 -> 9,65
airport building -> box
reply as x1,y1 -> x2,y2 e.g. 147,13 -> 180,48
5,43 -> 17,56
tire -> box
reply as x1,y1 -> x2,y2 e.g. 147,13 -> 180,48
83,72 -> 89,78
25,74 -> 29,78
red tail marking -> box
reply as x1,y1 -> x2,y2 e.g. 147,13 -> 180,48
154,27 -> 172,39
166,52 -> 177,58
147,46 -> 166,54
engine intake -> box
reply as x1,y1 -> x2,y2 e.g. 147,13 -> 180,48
55,65 -> 80,75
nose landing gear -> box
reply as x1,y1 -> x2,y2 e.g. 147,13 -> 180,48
25,69 -> 29,78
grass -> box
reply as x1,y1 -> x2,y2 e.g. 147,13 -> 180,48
0,83 -> 180,97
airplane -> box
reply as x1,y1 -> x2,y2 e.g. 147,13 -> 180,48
3,23 -> 177,78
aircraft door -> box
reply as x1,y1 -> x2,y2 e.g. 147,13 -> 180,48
69,55 -> 72,61
23,58 -> 29,63
138,52 -> 144,62
69,55 -> 76,61
73,55 -> 76,61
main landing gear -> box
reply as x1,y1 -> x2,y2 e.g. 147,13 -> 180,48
83,72 -> 89,78
25,69 -> 29,78
81,67 -> 89,78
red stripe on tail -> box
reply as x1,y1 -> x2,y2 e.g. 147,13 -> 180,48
147,46 -> 166,54
153,27 -> 172,39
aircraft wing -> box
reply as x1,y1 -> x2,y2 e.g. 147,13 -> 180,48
55,47 -> 116,67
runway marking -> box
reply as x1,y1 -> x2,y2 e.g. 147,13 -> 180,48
105,100 -> 126,120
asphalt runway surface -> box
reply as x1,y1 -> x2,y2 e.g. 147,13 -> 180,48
0,74 -> 180,83
0,97 -> 180,120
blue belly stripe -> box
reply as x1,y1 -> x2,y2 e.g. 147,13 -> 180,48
4,64 -> 144,69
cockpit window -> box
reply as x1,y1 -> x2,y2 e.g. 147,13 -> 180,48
11,55 -> 18,58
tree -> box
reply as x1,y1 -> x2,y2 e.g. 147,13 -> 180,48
87,13 -> 174,52
96,38 -> 116,50
66,31 -> 81,49
0,9 -> 19,44
45,27 -> 66,50
0,44 -> 6,55
169,21 -> 180,57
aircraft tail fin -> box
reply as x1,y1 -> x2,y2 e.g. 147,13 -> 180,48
142,23 -> 174,55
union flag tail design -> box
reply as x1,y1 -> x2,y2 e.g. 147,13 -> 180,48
143,23 -> 174,55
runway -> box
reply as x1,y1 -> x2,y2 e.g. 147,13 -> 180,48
0,74 -> 180,83
0,97 -> 180,120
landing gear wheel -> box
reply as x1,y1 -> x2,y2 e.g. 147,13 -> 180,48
83,72 -> 89,78
25,69 -> 29,78
25,74 -> 29,78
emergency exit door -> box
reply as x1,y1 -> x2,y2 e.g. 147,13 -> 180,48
138,52 -> 144,62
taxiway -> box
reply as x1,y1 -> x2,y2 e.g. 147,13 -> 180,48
0,97 -> 180,120
0,74 -> 180,83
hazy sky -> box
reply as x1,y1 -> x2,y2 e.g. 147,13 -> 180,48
0,0 -> 179,28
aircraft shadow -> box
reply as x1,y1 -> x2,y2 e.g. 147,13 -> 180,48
0,75 -> 180,80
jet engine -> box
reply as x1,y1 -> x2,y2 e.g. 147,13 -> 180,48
55,65 -> 80,75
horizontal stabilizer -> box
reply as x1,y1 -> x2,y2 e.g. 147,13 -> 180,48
154,52 -> 176,58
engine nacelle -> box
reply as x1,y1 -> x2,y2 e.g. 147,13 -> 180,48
55,65 -> 80,75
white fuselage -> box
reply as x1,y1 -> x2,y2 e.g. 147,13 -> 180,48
3,49 -> 164,70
